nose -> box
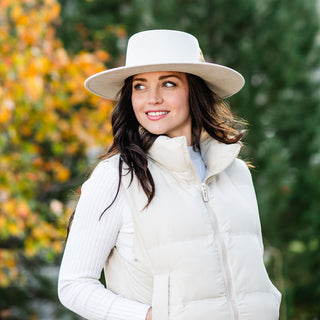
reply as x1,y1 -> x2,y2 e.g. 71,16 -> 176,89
147,87 -> 163,105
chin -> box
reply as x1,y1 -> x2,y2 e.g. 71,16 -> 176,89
145,128 -> 167,136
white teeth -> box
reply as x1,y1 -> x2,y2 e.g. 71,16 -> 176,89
147,111 -> 168,116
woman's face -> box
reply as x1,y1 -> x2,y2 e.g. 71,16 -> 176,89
131,71 -> 192,145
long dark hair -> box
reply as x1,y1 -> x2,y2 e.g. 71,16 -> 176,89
67,73 -> 245,234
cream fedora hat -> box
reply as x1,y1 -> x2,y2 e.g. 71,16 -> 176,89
85,29 -> 244,100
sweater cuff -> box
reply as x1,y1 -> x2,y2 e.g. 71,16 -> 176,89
107,296 -> 151,320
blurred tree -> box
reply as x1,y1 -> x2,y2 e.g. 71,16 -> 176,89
0,0 -> 117,318
57,0 -> 128,66
57,0 -> 320,319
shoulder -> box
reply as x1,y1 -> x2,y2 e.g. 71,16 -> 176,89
224,158 -> 256,194
81,154 -> 121,193
225,158 -> 252,181
223,158 -> 259,208
75,154 -> 127,221
88,154 -> 120,180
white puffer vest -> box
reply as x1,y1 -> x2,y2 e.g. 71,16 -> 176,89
105,133 -> 281,320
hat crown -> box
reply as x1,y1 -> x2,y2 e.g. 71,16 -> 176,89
84,29 -> 244,100
125,30 -> 203,67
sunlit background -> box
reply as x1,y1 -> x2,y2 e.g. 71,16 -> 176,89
1,0 -> 320,319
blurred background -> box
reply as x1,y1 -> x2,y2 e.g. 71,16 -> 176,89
0,0 -> 320,319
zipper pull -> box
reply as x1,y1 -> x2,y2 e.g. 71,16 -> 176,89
201,183 -> 209,202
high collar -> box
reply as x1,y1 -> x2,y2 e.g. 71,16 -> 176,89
148,132 -> 242,183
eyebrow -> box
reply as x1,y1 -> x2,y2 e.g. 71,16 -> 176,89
132,74 -> 183,82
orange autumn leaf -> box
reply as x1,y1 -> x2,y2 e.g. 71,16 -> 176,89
95,50 -> 110,62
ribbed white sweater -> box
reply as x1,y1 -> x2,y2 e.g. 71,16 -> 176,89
58,148 -> 206,320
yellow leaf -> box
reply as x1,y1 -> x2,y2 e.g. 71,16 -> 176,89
52,240 -> 63,254
2,199 -> 15,214
8,222 -> 20,236
10,4 -> 23,22
54,164 -> 70,182
0,216 -> 6,230
0,98 -> 15,124
25,238 -> 37,257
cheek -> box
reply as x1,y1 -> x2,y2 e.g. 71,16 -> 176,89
131,95 -> 143,115
175,93 -> 190,116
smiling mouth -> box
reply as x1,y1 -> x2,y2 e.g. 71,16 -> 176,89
146,111 -> 169,116
146,110 -> 169,121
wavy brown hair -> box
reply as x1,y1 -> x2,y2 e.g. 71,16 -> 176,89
67,73 -> 245,234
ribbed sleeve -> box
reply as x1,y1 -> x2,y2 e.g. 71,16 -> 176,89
58,160 -> 150,320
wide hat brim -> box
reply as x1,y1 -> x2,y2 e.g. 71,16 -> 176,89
84,62 -> 245,101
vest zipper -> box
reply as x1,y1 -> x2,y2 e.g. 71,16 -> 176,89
201,183 -> 209,202
201,183 -> 240,320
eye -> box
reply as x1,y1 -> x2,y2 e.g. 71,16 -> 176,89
133,83 -> 146,90
163,81 -> 176,88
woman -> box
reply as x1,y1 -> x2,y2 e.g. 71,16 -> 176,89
58,30 -> 281,320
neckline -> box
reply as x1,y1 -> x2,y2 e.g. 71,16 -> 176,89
148,133 -> 242,181
187,146 -> 201,161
